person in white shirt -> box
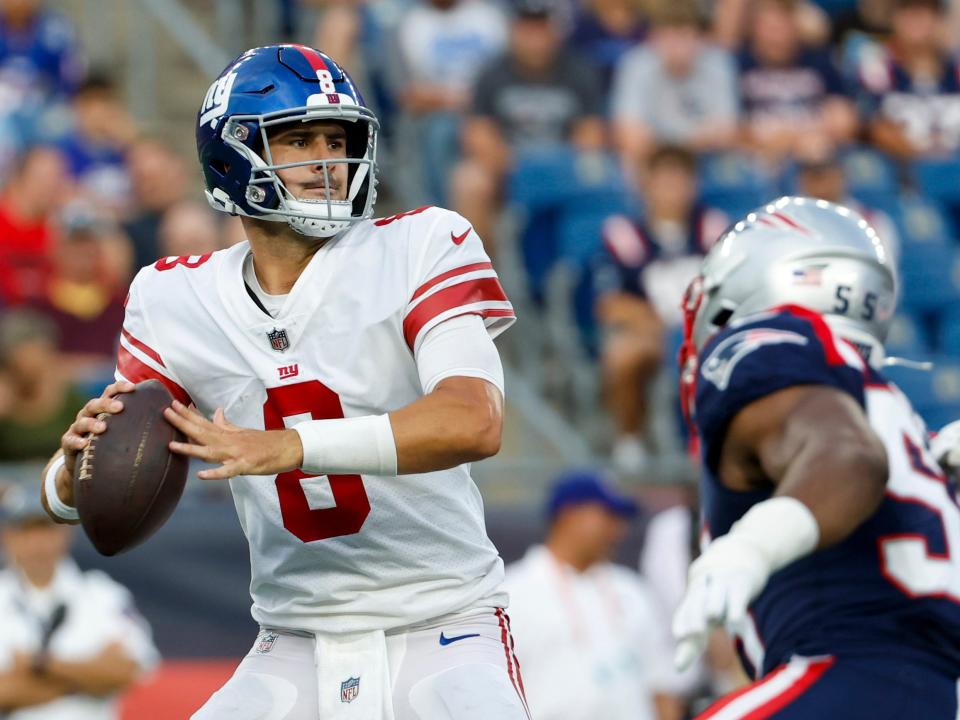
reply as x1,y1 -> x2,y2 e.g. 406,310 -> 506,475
503,470 -> 683,720
40,44 -> 528,720
0,482 -> 157,719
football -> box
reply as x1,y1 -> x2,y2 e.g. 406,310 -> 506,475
73,379 -> 189,556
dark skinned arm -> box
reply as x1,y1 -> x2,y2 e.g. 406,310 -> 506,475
718,384 -> 889,548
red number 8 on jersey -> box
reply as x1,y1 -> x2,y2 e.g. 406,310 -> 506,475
263,382 -> 371,542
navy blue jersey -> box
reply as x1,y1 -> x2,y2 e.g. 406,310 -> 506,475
738,49 -> 849,125
695,305 -> 960,680
593,207 -> 727,326
856,45 -> 960,153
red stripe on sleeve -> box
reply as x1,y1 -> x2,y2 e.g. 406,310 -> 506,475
696,664 -> 790,719
117,346 -> 191,405
770,304 -> 845,366
741,658 -> 834,719
410,262 -> 493,302
403,277 -> 511,350
121,328 -> 166,368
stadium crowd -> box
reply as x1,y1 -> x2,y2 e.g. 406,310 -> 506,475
1,0 -> 960,717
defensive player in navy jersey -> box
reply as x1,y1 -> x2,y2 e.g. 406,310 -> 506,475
672,196 -> 960,718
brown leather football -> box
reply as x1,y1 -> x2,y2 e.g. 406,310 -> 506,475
73,379 -> 189,556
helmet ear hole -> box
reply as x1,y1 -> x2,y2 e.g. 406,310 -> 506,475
711,307 -> 734,328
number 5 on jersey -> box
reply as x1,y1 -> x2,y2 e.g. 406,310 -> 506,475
263,381 -> 370,542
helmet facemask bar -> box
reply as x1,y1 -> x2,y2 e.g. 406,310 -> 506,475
221,106 -> 379,237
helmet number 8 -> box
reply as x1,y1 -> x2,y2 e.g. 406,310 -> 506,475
316,70 -> 336,95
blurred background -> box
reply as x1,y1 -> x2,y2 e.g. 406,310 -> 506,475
1,0 -> 960,717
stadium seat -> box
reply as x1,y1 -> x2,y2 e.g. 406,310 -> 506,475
889,196 -> 960,313
912,156 -> 960,207
840,146 -> 900,209
884,355 -> 960,430
936,306 -> 960,356
886,313 -> 932,357
698,152 -> 774,218
555,198 -> 634,266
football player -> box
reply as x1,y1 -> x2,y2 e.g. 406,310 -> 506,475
40,45 -> 529,720
672,197 -> 960,718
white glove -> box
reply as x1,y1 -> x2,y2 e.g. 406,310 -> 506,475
671,533 -> 770,671
671,497 -> 820,671
930,420 -> 960,473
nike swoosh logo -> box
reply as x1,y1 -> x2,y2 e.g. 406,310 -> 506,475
439,632 -> 480,646
451,228 -> 471,245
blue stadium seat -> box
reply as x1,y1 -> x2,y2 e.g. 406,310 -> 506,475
885,313 -> 932,357
913,156 -> 960,207
890,196 -> 960,312
841,146 -> 900,208
511,147 -> 631,302
556,197 -> 634,266
936,306 -> 960,357
884,355 -> 960,430
698,152 -> 774,218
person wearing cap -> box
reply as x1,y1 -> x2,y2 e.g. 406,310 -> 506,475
502,470 -> 682,720
857,0 -> 960,157
0,482 -> 158,719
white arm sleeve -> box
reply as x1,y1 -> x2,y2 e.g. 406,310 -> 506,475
415,314 -> 505,396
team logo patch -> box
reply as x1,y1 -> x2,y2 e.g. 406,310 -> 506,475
340,676 -> 360,703
791,263 -> 828,286
255,631 -> 279,654
267,328 -> 290,352
701,329 -> 808,390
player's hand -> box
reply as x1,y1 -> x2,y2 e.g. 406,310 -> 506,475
164,401 -> 303,480
672,533 -> 772,672
931,421 -> 960,475
59,380 -> 137,503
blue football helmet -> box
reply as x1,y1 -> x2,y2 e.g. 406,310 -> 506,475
196,44 -> 379,238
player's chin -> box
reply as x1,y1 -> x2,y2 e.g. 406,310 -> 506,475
297,188 -> 345,202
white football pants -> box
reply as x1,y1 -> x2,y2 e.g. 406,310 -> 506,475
191,608 -> 531,720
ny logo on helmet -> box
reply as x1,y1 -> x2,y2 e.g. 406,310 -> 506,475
200,71 -> 238,129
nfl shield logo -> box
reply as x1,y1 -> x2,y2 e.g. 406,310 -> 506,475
267,327 -> 289,352
340,676 -> 360,703
255,631 -> 278,654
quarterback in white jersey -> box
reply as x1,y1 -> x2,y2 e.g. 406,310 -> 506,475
42,45 -> 530,720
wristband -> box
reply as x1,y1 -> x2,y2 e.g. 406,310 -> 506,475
294,414 -> 398,476
44,455 -> 79,521
727,496 -> 820,572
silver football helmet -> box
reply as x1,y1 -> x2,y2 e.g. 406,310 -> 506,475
681,196 -> 897,376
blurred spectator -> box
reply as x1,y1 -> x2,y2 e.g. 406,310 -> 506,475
738,0 -> 858,165
504,470 -> 681,720
157,200 -> 223,258
58,72 -> 137,215
639,499 -> 748,714
858,0 -> 960,158
122,137 -> 189,272
0,309 -> 86,462
0,0 -> 85,170
593,146 -> 727,474
567,0 -> 646,95
0,482 -> 157,718
830,0 -> 894,53
712,0 -> 830,49
394,0 -> 507,202
611,0 -> 738,171
0,145 -> 72,305
454,0 -> 605,253
793,145 -> 900,259
27,202 -> 130,383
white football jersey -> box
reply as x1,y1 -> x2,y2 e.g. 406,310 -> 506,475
114,206 -> 515,635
